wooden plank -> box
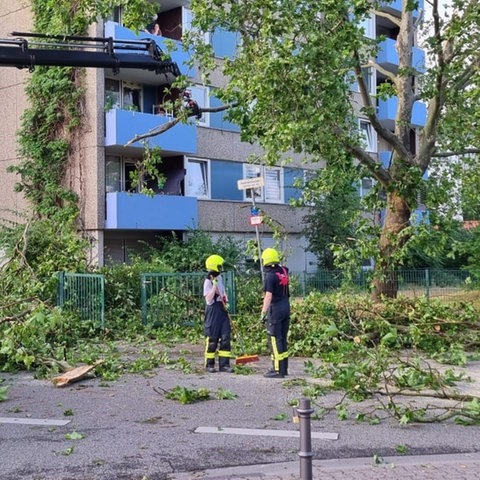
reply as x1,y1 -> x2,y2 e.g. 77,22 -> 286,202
52,361 -> 103,387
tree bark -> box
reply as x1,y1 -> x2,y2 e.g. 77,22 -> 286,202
373,191 -> 411,300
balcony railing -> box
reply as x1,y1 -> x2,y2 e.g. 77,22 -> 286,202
377,97 -> 427,129
380,0 -> 424,17
105,192 -> 198,230
105,108 -> 196,154
104,21 -> 192,77
377,37 -> 426,73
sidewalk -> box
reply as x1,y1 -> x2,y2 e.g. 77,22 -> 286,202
168,452 -> 480,479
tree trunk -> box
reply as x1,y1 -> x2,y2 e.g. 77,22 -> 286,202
372,191 -> 411,300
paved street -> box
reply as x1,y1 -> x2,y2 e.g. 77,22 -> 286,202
2,345 -> 480,479
168,453 -> 480,479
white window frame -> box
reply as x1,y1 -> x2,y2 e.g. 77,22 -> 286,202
185,157 -> 210,199
359,119 -> 377,152
188,85 -> 210,127
242,164 -> 284,204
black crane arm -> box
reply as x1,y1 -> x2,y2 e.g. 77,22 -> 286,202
0,32 -> 181,79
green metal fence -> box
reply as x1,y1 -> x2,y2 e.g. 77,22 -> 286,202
57,272 -> 105,327
290,269 -> 478,303
140,271 -> 236,325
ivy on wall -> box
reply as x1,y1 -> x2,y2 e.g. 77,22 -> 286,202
11,0 -> 156,222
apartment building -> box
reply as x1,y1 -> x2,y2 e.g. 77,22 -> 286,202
355,0 -> 427,227
0,2 -> 314,271
0,0 -> 426,272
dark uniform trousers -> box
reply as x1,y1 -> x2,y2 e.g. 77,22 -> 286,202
204,301 -> 231,368
266,297 -> 290,375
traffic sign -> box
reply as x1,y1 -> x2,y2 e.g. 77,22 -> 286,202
237,177 -> 264,190
250,215 -> 263,226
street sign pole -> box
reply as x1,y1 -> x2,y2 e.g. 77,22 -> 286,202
237,177 -> 265,284
250,191 -> 265,284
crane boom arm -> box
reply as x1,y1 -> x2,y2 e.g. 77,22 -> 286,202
0,32 -> 181,80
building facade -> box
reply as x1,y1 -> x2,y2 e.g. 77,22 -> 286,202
0,0 -> 426,272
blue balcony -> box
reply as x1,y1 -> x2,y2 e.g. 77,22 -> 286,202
105,108 -> 196,154
105,192 -> 198,230
378,97 -> 427,129
381,151 -> 429,180
380,151 -> 393,168
380,0 -> 424,17
377,38 -> 426,73
104,21 -> 192,78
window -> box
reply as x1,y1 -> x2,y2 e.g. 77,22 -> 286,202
105,157 -> 141,193
243,165 -> 283,203
106,6 -> 122,23
105,79 -> 120,110
188,85 -> 209,126
186,158 -> 210,198
105,156 -> 121,192
244,165 -> 263,201
359,178 -> 373,198
361,67 -> 375,95
122,82 -> 142,112
265,168 -> 282,202
359,119 -> 376,152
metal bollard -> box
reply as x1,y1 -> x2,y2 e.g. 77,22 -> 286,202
296,397 -> 314,480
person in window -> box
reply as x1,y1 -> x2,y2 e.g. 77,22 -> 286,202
203,255 -> 233,373
145,22 -> 162,36
260,248 -> 290,378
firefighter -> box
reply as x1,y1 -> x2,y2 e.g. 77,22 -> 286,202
260,248 -> 290,378
203,254 -> 233,373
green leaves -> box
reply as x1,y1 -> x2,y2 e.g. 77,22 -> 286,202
164,385 -> 237,404
0,385 -> 9,402
65,431 -> 85,440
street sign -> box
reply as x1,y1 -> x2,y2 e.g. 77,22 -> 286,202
237,177 -> 264,190
250,215 -> 263,226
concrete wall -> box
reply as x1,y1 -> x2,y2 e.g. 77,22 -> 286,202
0,3 -> 32,223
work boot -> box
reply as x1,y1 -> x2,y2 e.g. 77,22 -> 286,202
206,366 -> 216,373
219,366 -> 234,373
263,370 -> 284,378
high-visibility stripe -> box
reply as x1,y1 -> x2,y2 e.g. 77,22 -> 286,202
271,337 -> 280,371
205,338 -> 216,360
218,350 -> 231,358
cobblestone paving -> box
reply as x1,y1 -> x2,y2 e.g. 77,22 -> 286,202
167,453 -> 480,479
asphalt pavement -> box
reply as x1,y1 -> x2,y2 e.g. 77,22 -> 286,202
2,342 -> 480,480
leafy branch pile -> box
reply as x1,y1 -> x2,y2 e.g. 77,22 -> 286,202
283,292 -> 480,424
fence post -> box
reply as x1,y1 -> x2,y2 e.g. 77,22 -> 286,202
57,272 -> 65,306
297,397 -> 314,480
141,274 -> 147,324
425,268 -> 430,301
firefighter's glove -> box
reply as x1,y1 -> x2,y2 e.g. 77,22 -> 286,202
212,278 -> 218,286
224,302 -> 230,311
260,313 -> 268,324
